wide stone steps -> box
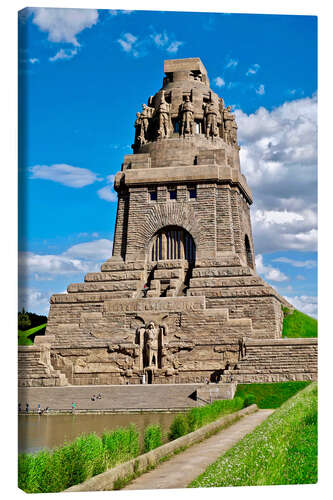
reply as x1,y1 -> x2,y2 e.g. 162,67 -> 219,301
18,383 -> 207,411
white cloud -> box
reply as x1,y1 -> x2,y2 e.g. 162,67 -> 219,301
30,164 -> 102,188
63,239 -> 113,261
97,174 -> 117,202
235,95 -> 317,253
246,63 -> 260,76
31,8 -> 98,47
273,257 -> 317,269
18,287 -> 51,315
49,48 -> 78,62
256,84 -> 265,95
118,33 -> 137,53
255,254 -> 288,282
214,77 -> 225,87
151,32 -> 184,54
166,41 -> 183,54
284,295 -> 318,318
19,239 -> 113,278
29,58 -> 39,64
225,58 -> 238,69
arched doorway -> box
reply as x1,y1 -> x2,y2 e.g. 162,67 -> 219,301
150,226 -> 196,263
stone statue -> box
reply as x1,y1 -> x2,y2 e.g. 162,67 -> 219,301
230,113 -> 238,147
204,99 -> 219,138
180,96 -> 194,136
140,103 -> 154,143
134,112 -> 145,147
145,321 -> 159,368
223,106 -> 233,145
156,91 -> 170,139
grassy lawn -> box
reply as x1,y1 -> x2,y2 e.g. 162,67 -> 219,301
282,308 -> 317,338
18,323 -> 47,346
189,382 -> 317,488
235,381 -> 311,408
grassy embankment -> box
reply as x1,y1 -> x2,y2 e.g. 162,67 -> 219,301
235,381 -> 311,408
18,398 -> 244,493
282,307 -> 317,338
18,323 -> 46,346
189,382 -> 318,488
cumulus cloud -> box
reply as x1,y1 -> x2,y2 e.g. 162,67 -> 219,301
31,7 -> 98,46
214,77 -> 225,87
18,287 -> 51,315
19,239 -> 113,278
30,164 -> 102,188
235,95 -> 317,253
97,174 -> 117,202
246,63 -> 260,76
285,295 -> 318,318
272,257 -> 317,269
29,58 -> 39,64
49,48 -> 78,62
255,254 -> 288,282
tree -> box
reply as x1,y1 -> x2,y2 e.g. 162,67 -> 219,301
18,308 -> 31,331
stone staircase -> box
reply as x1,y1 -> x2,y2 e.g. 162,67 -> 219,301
18,383 -> 206,411
220,338 -> 318,383
18,345 -> 68,387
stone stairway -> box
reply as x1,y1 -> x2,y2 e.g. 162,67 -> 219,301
18,345 -> 68,387
220,338 -> 318,383
18,383 -> 206,411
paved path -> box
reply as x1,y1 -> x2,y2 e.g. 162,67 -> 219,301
123,409 -> 274,490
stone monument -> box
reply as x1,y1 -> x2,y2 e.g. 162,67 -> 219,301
19,58 -> 317,387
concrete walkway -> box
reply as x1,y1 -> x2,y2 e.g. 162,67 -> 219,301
123,409 -> 274,490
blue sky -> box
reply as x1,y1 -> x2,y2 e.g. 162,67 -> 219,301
18,8 -> 317,317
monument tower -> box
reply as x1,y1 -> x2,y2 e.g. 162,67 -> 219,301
19,59 -> 317,387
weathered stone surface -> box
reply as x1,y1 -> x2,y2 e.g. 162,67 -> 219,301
19,58 -> 317,387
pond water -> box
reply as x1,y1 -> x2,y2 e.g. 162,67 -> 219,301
18,412 -> 180,454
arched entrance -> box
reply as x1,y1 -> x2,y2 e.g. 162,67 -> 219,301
150,226 -> 196,263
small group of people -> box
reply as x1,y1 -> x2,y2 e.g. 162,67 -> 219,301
91,393 -> 102,402
18,403 -> 49,414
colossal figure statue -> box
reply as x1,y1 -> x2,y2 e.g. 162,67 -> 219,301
140,103 -> 154,143
134,112 -> 144,147
230,113 -> 238,146
157,91 -> 171,139
180,95 -> 194,136
223,105 -> 233,145
204,98 -> 219,138
145,321 -> 159,369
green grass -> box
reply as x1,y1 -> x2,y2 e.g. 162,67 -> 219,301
18,323 -> 47,346
282,308 -> 317,338
143,424 -> 163,453
235,381 -> 311,409
18,425 -> 139,493
189,382 -> 317,488
168,397 -> 244,440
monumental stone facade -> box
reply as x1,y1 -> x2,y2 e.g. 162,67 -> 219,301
19,58 -> 317,387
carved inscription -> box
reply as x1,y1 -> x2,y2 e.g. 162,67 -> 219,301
103,297 -> 205,313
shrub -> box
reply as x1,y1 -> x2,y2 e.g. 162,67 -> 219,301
168,414 -> 189,441
243,394 -> 256,408
143,424 -> 162,453
102,424 -> 139,467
